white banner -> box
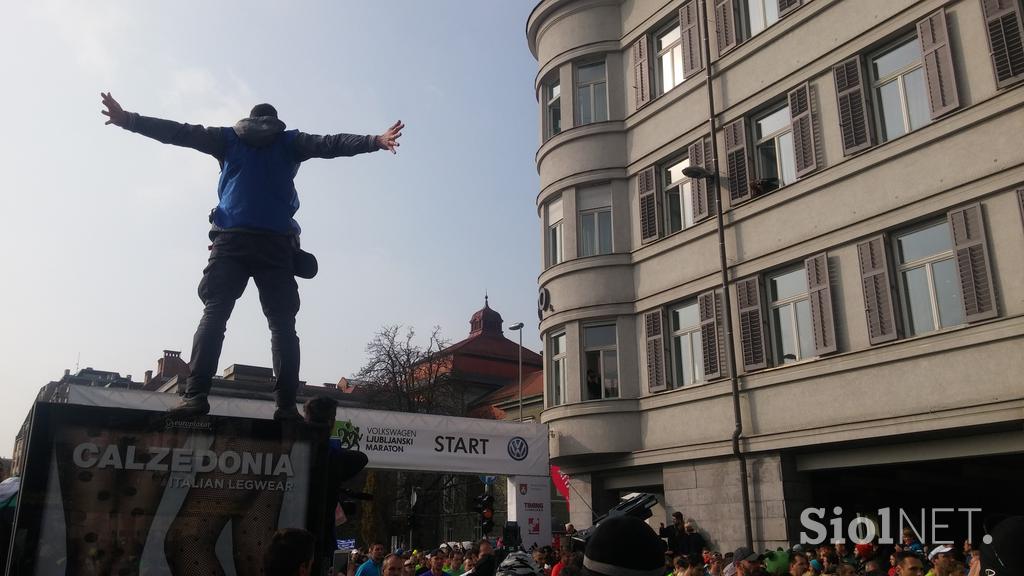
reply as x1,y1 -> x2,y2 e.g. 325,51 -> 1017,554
507,475 -> 552,549
65,386 -> 550,477
331,407 -> 549,476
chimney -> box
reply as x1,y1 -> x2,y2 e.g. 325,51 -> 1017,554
144,370 -> 153,385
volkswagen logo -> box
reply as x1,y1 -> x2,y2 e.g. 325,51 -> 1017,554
507,436 -> 529,461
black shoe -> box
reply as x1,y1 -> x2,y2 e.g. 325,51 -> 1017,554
168,395 -> 210,418
273,404 -> 303,422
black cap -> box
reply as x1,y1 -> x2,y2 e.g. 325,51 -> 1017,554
250,103 -> 278,118
582,516 -> 665,576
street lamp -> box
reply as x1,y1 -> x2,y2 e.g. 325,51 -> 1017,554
509,322 -> 525,422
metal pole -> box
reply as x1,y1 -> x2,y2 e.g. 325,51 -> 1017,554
697,0 -> 753,550
518,330 -> 523,422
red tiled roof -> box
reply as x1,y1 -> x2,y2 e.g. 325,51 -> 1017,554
442,333 -> 542,365
476,370 -> 544,405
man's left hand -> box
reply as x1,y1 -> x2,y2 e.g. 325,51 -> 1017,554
376,120 -> 404,154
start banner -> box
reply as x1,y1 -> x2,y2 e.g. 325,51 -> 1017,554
8,402 -> 319,576
64,386 -> 550,477
330,406 -> 549,476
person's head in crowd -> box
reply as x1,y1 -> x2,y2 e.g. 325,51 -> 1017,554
862,559 -> 880,574
532,549 -> 547,568
671,554 -> 687,575
835,562 -> 856,576
683,519 -> 697,534
475,539 -> 494,558
451,550 -> 465,570
707,552 -> 724,576
927,544 -> 954,574
892,551 -> 924,576
496,551 -> 542,576
816,545 -> 833,561
671,511 -> 684,527
303,395 -> 338,429
580,516 -> 665,576
832,542 -> 848,558
370,543 -> 387,563
430,550 -> 448,575
565,523 -> 576,534
732,547 -> 761,576
853,543 -> 873,561
901,529 -> 919,548
808,557 -> 822,574
384,554 -> 405,576
788,552 -> 809,576
762,548 -> 789,575
403,557 -> 418,576
263,528 -> 315,576
820,552 -> 838,573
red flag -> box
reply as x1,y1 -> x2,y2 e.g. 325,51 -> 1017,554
550,465 -> 570,507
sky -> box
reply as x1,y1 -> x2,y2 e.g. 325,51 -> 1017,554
0,1 -> 543,456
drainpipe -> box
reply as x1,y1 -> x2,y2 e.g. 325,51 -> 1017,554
697,0 -> 753,550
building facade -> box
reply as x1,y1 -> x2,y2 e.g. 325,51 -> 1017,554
528,0 -> 1024,551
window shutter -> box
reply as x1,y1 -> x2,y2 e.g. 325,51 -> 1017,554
1018,188 -> 1024,227
724,119 -> 751,204
736,277 -> 768,371
698,290 -> 725,380
981,0 -> 1024,88
638,167 -> 661,243
857,236 -> 898,344
805,252 -> 838,356
788,82 -> 819,177
632,36 -> 652,111
917,10 -> 960,119
833,57 -> 873,156
948,204 -> 998,322
645,311 -> 668,393
689,137 -> 715,222
680,0 -> 705,77
715,0 -> 738,55
778,0 -> 803,17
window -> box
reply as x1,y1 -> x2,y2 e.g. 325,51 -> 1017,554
753,103 -> 797,190
662,156 -> 695,234
670,301 -> 704,387
656,21 -> 685,95
767,267 -> 814,363
578,185 -> 612,257
544,80 -> 561,140
743,0 -> 781,38
871,36 -> 931,142
546,196 -> 563,268
894,221 -> 963,336
576,62 -> 608,125
583,324 -> 618,400
549,332 -> 567,407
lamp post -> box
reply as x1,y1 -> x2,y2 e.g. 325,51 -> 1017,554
509,322 -> 525,422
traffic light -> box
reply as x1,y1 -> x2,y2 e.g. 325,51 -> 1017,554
473,494 -> 495,534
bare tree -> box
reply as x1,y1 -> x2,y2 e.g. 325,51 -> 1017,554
355,325 -> 466,416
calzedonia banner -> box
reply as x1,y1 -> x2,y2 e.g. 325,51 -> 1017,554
9,402 -> 316,576
330,407 -> 549,476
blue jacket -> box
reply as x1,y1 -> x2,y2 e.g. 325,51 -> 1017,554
123,112 -> 380,234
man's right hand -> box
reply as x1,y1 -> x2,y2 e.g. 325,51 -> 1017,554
101,92 -> 128,127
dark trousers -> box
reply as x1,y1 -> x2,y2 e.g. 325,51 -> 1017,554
186,232 -> 300,407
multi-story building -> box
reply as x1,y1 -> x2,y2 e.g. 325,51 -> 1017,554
528,0 -> 1024,551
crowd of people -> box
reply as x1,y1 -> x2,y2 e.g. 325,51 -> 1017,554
265,511 -> 1019,576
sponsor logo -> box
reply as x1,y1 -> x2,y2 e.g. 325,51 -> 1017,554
519,483 -> 528,496
507,436 -> 529,461
798,507 -> 984,545
332,420 -> 362,451
164,418 -> 212,431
